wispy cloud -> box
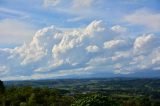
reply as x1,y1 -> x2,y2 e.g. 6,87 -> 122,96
124,9 -> 160,32
43,0 -> 61,7
67,16 -> 87,22
72,0 -> 94,9
0,19 -> 37,46
0,7 -> 29,18
42,0 -> 103,22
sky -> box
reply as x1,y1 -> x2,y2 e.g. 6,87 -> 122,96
0,0 -> 160,80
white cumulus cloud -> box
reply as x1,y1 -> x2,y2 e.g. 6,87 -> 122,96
86,45 -> 99,53
104,39 -> 127,49
0,20 -> 160,80
111,25 -> 127,33
134,34 -> 160,54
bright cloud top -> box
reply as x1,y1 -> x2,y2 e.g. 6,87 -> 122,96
0,20 -> 160,80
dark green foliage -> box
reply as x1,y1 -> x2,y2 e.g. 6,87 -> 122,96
71,94 -> 119,106
1,86 -> 74,106
0,80 -> 5,106
0,80 -> 5,94
0,78 -> 160,106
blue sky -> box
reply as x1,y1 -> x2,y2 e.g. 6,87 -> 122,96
0,0 -> 160,80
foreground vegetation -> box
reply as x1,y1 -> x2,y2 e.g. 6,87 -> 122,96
1,78 -> 160,106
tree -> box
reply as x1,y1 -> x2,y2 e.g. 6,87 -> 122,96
0,80 -> 5,106
20,102 -> 27,106
27,93 -> 37,106
0,80 -> 5,95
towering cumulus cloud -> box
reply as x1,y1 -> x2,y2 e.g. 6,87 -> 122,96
0,20 -> 160,80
